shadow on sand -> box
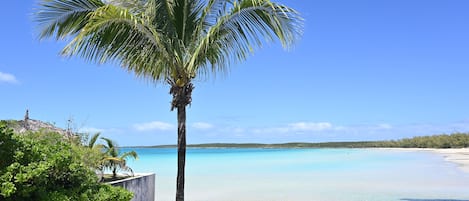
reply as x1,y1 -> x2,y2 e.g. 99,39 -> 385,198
401,199 -> 469,201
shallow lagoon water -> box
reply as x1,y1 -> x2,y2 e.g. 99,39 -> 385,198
124,148 -> 469,201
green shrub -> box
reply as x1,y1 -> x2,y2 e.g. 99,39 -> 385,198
0,121 -> 133,201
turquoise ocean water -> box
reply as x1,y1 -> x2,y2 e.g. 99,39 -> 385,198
123,148 -> 469,201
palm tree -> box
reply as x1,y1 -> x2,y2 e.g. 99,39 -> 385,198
35,0 -> 303,200
83,133 -> 137,179
101,137 -> 138,178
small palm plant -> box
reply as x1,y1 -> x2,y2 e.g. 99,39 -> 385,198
101,137 -> 138,178
84,133 -> 138,179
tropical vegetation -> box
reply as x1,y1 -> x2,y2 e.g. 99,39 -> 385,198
0,121 -> 133,201
140,133 -> 469,149
377,133 -> 469,148
101,136 -> 138,179
84,133 -> 138,180
35,0 -> 303,200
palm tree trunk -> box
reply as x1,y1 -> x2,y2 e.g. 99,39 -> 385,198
176,105 -> 186,201
170,82 -> 193,201
113,168 -> 117,178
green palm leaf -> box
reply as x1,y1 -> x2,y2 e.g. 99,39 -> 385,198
188,0 -> 303,77
35,0 -> 105,39
87,132 -> 101,148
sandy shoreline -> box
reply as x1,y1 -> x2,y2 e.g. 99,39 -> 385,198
377,148 -> 469,173
431,148 -> 469,173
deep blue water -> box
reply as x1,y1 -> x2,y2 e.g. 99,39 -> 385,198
122,148 -> 469,201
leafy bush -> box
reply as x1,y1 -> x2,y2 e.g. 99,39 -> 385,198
0,121 -> 133,201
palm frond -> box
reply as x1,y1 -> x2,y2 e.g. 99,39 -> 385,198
120,150 -> 139,160
102,156 -> 122,163
35,0 -> 105,39
146,0 -> 176,35
188,0 -> 303,77
106,0 -> 146,13
87,132 -> 101,148
172,0 -> 203,44
197,0 -> 230,33
101,136 -> 118,157
100,136 -> 114,148
62,4 -> 173,81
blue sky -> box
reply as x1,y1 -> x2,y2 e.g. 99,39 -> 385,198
1,0 -> 469,146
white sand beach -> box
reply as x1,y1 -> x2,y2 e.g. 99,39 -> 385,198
378,148 -> 469,173
431,148 -> 469,173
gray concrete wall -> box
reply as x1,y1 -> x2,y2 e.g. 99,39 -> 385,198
109,173 -> 155,201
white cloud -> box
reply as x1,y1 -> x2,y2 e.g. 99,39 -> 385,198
251,127 -> 288,134
251,122 -> 334,134
219,127 -> 246,134
376,124 -> 392,130
0,72 -> 19,84
133,121 -> 174,131
192,122 -> 214,130
288,122 -> 333,131
232,127 -> 245,133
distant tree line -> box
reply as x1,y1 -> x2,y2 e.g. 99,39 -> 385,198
138,133 -> 469,149
371,133 -> 469,148
302,133 -> 469,149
